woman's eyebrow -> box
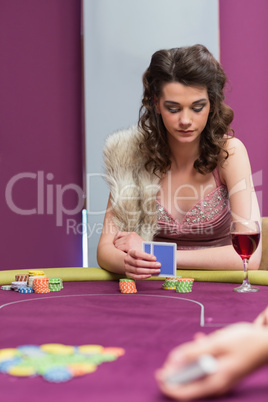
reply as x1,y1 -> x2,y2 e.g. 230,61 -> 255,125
192,98 -> 208,104
164,98 -> 208,105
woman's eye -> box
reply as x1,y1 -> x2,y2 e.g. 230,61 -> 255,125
168,108 -> 179,113
193,105 -> 204,112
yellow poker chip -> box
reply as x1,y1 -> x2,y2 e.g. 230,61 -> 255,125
101,347 -> 125,357
78,345 -> 104,355
28,270 -> 45,277
8,365 -> 36,377
40,344 -> 75,355
68,362 -> 97,377
0,348 -> 19,362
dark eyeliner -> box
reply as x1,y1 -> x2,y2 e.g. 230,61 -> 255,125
192,104 -> 206,112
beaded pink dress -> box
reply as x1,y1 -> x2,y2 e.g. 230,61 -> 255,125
154,168 -> 232,249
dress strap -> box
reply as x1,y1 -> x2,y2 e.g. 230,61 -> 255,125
212,167 -> 222,187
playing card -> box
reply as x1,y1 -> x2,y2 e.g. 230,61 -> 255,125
142,241 -> 176,277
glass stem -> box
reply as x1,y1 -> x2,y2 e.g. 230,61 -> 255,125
242,258 -> 249,285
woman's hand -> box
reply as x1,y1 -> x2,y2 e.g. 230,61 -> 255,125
254,306 -> 268,326
113,231 -> 161,279
113,231 -> 144,253
155,323 -> 268,400
124,249 -> 161,280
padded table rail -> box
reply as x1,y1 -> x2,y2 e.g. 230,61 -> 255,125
1,267 -> 268,286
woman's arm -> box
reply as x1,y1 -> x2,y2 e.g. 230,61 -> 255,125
97,196 -> 161,278
175,245 -> 244,270
221,137 -> 262,266
175,137 -> 262,270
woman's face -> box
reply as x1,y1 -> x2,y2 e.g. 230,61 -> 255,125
155,82 -> 210,145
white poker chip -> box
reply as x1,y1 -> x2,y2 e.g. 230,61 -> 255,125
11,281 -> 27,287
1,285 -> 12,291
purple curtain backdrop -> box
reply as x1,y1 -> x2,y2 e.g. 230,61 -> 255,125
0,0 -> 83,269
220,0 -> 268,217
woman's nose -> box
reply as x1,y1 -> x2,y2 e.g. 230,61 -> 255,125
179,110 -> 192,127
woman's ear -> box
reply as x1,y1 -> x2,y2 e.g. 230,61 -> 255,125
154,95 -> 160,114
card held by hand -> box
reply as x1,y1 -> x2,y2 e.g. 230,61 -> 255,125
142,241 -> 176,277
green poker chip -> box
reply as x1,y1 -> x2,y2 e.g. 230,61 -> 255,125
162,282 -> 176,289
162,277 -> 182,289
49,278 -> 63,290
175,281 -> 193,293
49,278 -> 62,283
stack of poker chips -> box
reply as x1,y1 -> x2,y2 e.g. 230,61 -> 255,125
162,276 -> 182,290
33,277 -> 50,293
48,278 -> 63,292
28,270 -> 46,289
12,274 -> 33,293
0,271 -> 63,295
119,279 -> 137,294
11,274 -> 33,293
175,278 -> 194,293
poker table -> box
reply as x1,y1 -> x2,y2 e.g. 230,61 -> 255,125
0,267 -> 268,402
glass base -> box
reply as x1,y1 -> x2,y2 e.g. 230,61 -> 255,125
233,281 -> 259,293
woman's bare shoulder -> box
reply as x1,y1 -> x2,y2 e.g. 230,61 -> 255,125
223,135 -> 247,154
218,136 -> 249,184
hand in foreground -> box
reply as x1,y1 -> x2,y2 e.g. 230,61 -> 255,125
156,323 -> 268,401
254,305 -> 268,326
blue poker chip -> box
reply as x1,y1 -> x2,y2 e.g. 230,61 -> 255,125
18,345 -> 45,357
18,287 -> 34,293
43,367 -> 73,383
0,357 -> 22,373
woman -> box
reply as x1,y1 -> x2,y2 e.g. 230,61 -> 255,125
97,44 -> 261,278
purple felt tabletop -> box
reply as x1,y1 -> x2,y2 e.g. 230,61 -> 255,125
0,280 -> 267,402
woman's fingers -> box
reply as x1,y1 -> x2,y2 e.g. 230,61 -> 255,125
124,249 -> 161,278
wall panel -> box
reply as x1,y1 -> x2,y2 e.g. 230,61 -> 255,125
0,0 -> 83,269
83,0 -> 220,267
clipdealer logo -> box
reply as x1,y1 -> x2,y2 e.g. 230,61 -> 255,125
5,170 -> 263,236
5,171 -> 84,227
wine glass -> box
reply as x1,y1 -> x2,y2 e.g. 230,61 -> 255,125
230,220 -> 261,293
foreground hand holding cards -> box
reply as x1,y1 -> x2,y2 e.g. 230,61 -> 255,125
142,241 -> 177,277
166,355 -> 218,386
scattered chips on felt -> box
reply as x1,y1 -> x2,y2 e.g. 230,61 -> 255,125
0,344 -> 125,382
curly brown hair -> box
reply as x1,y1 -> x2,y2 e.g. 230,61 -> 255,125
138,44 -> 234,176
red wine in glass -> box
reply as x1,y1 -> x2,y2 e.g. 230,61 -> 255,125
232,233 -> 260,260
230,220 -> 261,293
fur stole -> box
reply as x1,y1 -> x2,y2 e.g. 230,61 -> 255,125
103,126 -> 160,241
